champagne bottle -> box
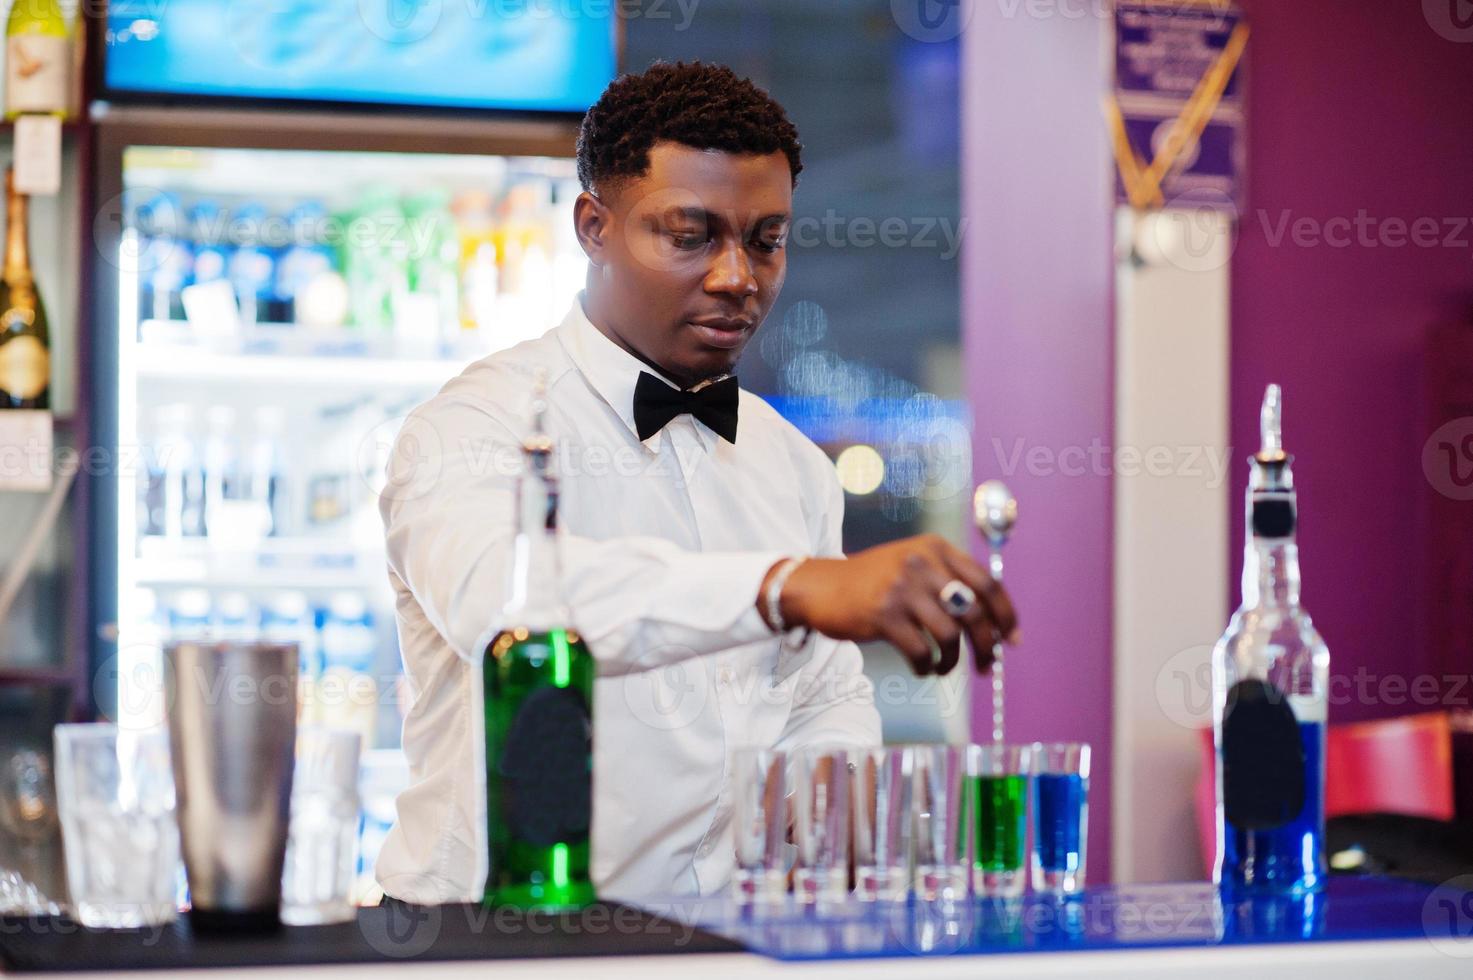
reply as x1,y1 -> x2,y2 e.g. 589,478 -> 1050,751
0,167 -> 49,409
1212,385 -> 1329,896
4,0 -> 70,119
482,373 -> 595,910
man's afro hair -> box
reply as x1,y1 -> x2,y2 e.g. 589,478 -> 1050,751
576,61 -> 802,195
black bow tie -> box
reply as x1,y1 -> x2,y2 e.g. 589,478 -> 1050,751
633,371 -> 739,444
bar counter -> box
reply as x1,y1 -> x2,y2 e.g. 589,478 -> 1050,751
3,876 -> 1469,978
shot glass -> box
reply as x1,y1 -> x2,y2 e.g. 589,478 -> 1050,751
850,745 -> 911,902
281,727 -> 362,926
965,743 -> 1031,898
791,746 -> 851,906
54,724 -> 180,928
731,747 -> 788,907
910,743 -> 967,902
1031,742 -> 1090,896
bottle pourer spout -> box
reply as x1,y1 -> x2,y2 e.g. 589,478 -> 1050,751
526,368 -> 553,454
1256,383 -> 1286,463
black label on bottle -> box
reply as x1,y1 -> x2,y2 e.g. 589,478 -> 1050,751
499,686 -> 592,847
1251,498 -> 1296,538
1222,679 -> 1305,830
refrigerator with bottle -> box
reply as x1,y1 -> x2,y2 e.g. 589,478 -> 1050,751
87,3 -> 617,900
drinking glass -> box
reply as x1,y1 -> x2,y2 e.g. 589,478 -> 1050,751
731,747 -> 787,906
53,724 -> 180,928
790,745 -> 850,906
965,743 -> 1031,897
1031,742 -> 1090,895
910,743 -> 966,902
850,745 -> 911,902
281,727 -> 362,925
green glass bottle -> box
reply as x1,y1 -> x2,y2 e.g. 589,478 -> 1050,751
482,376 -> 595,910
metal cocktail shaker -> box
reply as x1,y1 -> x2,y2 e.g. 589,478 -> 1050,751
164,641 -> 298,932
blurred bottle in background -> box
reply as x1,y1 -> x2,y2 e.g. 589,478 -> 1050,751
401,188 -> 460,356
274,201 -> 336,325
122,587 -> 167,730
165,588 -> 212,640
261,590 -> 317,675
136,191 -> 190,323
248,405 -> 287,539
342,186 -> 406,333
452,189 -> 499,343
187,201 -> 230,289
315,592 -> 378,749
213,591 -> 255,641
153,403 -> 206,540
4,0 -> 70,120
228,203 -> 277,326
202,405 -> 238,542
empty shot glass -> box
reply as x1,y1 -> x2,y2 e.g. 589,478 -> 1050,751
281,727 -> 362,926
731,747 -> 788,907
791,745 -> 851,906
1031,742 -> 1090,896
965,743 -> 1031,898
911,744 -> 967,902
54,724 -> 180,928
850,745 -> 911,902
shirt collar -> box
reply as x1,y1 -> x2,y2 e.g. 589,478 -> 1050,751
556,293 -> 720,454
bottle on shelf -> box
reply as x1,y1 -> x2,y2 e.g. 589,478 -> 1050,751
317,591 -> 378,748
134,191 -> 190,324
1212,384 -> 1329,896
274,201 -> 336,326
482,373 -> 595,910
203,405 -> 239,541
401,187 -> 460,355
3,0 -> 69,120
452,188 -> 499,344
261,591 -> 317,676
248,405 -> 287,538
152,403 -> 206,539
164,588 -> 212,640
0,167 -> 49,409
213,591 -> 255,641
186,200 -> 231,293
227,203 -> 277,327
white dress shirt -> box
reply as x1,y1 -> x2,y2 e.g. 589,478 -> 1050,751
375,295 -> 882,906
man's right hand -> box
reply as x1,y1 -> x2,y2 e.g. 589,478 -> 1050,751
762,534 -> 1020,677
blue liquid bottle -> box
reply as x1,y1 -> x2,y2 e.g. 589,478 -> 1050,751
1213,385 -> 1329,896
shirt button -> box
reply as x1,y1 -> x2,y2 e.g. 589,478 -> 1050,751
698,839 -> 714,857
718,666 -> 734,686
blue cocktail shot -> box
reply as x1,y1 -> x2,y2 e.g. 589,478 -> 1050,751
1031,743 -> 1090,895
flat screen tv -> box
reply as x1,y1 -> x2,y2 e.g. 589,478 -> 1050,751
104,0 -> 618,114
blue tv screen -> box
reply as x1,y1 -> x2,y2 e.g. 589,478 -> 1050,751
105,1 -> 617,113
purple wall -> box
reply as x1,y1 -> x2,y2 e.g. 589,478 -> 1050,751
962,10 -> 1115,879
1230,0 -> 1473,723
